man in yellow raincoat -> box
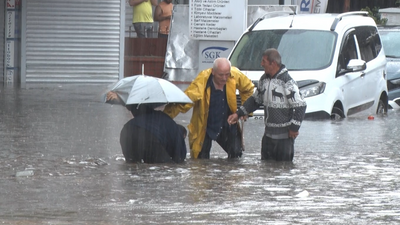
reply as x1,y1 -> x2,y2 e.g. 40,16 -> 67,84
164,58 -> 254,159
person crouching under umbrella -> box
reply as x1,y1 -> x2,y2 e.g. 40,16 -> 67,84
120,103 -> 187,163
107,92 -> 187,163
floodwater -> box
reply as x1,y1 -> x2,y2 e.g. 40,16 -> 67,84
1,83 -> 400,224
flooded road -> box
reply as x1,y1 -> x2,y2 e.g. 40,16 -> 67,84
1,84 -> 400,224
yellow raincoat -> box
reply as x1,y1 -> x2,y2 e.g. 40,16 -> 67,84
164,67 -> 254,159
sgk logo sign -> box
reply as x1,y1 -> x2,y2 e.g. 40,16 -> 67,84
201,46 -> 229,60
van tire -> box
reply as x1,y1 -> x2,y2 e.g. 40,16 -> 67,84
331,107 -> 345,120
376,99 -> 387,115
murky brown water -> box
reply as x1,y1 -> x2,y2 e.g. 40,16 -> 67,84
1,84 -> 400,224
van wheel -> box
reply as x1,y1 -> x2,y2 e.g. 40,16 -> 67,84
376,99 -> 387,115
331,107 -> 345,120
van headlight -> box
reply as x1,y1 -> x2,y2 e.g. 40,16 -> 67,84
300,82 -> 326,98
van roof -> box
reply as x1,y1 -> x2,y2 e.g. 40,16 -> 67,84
250,12 -> 376,32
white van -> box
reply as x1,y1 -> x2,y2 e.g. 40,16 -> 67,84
229,11 -> 388,119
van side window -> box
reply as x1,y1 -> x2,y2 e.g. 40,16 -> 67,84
337,33 -> 357,75
355,26 -> 382,62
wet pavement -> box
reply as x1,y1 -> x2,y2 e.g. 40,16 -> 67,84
1,83 -> 400,224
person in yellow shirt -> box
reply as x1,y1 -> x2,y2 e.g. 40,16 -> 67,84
154,0 -> 173,38
129,0 -> 158,38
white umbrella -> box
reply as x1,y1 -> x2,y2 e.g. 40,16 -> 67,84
106,75 -> 192,105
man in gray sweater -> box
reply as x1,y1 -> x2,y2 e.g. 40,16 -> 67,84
228,48 -> 307,161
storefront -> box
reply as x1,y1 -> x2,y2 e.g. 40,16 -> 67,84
0,1 -> 5,83
21,0 -> 125,83
2,0 -> 398,85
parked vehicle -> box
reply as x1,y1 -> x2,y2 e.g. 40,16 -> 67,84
379,26 -> 400,109
229,11 -> 388,120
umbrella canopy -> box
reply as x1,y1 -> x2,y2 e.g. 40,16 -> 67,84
106,75 -> 192,105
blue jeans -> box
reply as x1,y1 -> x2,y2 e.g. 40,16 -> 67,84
133,23 -> 154,38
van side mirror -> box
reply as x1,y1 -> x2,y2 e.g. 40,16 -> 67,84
337,59 -> 367,76
346,59 -> 367,72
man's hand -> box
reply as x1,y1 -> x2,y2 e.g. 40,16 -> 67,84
289,130 -> 299,139
227,113 -> 239,125
106,91 -> 119,102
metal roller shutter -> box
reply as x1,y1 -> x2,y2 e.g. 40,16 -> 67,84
0,0 -> 4,82
25,0 -> 122,83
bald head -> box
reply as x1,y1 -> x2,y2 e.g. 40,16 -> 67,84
212,58 -> 231,71
211,58 -> 231,89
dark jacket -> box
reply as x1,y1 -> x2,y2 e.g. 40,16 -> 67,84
120,109 -> 187,163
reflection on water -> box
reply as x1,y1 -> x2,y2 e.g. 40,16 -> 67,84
1,85 -> 400,224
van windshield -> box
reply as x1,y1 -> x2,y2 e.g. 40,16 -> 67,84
229,30 -> 337,71
379,29 -> 400,58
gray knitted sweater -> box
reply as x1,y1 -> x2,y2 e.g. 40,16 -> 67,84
237,66 -> 307,139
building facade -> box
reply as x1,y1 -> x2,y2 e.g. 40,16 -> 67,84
1,0 -> 399,85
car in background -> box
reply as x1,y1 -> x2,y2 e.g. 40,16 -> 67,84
379,26 -> 400,109
229,11 -> 388,120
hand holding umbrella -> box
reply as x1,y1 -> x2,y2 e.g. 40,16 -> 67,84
106,91 -> 121,104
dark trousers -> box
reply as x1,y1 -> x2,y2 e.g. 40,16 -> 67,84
158,33 -> 169,38
261,135 -> 294,161
198,126 -> 243,159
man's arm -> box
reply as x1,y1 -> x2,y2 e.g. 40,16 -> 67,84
164,71 -> 209,118
129,0 -> 146,7
163,83 -> 199,118
227,95 -> 259,125
286,79 -> 307,132
233,67 -> 262,117
150,0 -> 158,6
237,96 -> 259,117
232,67 -> 254,104
237,79 -> 254,104
153,5 -> 163,21
236,73 -> 268,119
154,4 -> 172,22
163,102 -> 192,119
